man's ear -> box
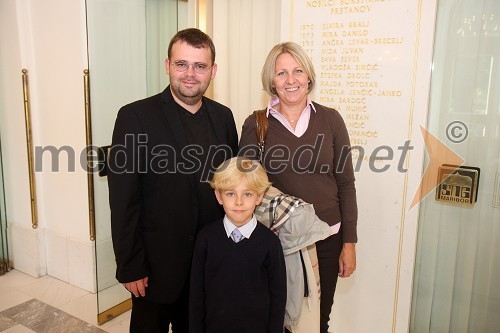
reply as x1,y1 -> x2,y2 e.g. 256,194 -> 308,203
214,189 -> 223,205
210,63 -> 218,80
165,58 -> 170,75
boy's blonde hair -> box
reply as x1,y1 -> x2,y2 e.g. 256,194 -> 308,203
210,157 -> 271,195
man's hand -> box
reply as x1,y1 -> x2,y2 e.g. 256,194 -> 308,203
124,277 -> 149,297
339,243 -> 356,278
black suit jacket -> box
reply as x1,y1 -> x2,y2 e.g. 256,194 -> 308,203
108,87 -> 238,303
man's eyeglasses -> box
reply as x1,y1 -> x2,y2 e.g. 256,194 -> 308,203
169,60 -> 211,74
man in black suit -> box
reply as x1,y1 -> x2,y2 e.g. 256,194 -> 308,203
107,28 -> 238,333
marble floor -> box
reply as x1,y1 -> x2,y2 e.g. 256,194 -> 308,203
0,270 -> 131,333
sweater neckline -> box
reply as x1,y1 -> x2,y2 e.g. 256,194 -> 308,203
269,105 -> 318,140
221,222 -> 250,246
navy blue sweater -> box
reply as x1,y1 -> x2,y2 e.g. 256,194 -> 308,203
189,219 -> 286,333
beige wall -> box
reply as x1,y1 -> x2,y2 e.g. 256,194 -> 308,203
281,1 -> 438,332
0,0 -> 94,291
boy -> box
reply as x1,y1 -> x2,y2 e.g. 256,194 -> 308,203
189,157 -> 286,333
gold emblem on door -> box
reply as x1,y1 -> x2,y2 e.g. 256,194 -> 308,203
435,165 -> 480,207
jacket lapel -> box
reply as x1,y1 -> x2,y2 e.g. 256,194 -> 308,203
159,87 -> 189,151
204,96 -> 224,145
159,87 -> 197,190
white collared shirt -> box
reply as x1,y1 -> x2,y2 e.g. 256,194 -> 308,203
223,215 -> 258,240
267,96 -> 316,137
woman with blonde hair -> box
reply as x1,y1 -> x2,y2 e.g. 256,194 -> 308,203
239,42 -> 358,333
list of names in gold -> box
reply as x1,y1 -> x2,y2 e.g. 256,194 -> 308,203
297,0 -> 405,147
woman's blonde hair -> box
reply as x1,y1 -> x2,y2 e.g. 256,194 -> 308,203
210,157 -> 271,195
261,42 -> 316,97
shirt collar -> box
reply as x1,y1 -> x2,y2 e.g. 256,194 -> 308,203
266,96 -> 316,117
223,215 -> 258,239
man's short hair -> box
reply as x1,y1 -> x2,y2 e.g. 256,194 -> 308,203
168,28 -> 216,64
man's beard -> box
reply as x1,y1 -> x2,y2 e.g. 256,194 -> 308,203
172,80 -> 207,106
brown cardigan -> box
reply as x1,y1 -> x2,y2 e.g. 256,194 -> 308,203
239,102 -> 358,243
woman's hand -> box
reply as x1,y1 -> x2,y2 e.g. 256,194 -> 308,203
339,243 -> 356,278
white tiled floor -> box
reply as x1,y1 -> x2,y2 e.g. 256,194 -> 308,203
0,270 -> 130,333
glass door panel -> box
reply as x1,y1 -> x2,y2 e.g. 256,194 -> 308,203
85,0 -> 179,324
0,137 -> 8,276
410,0 -> 500,332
